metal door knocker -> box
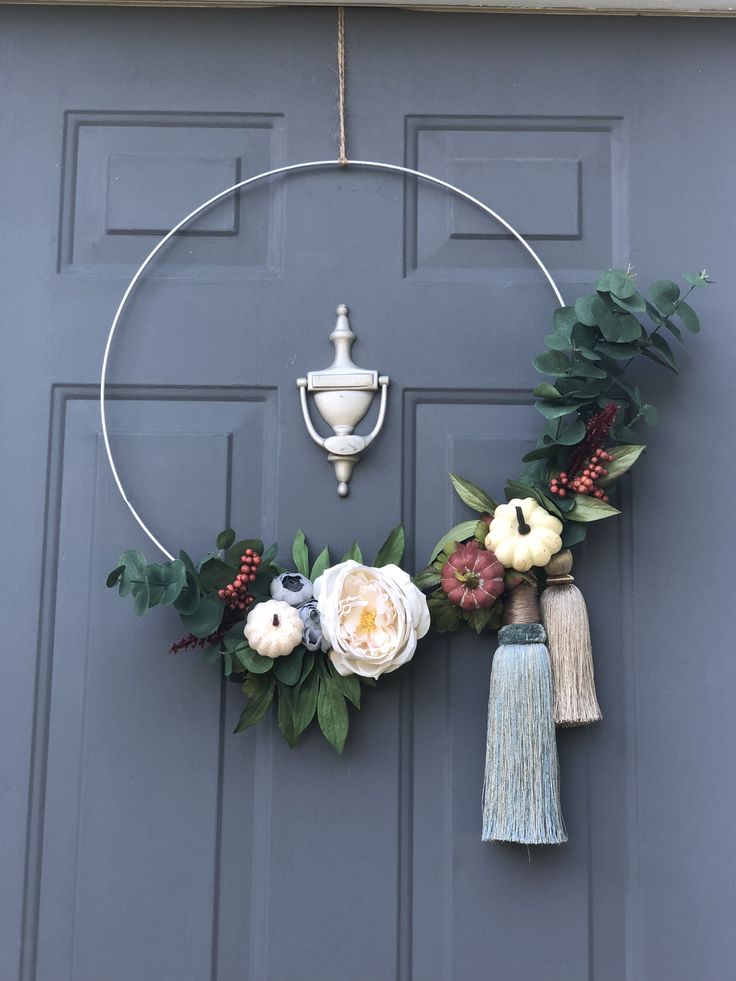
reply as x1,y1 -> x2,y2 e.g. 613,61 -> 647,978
297,305 -> 389,497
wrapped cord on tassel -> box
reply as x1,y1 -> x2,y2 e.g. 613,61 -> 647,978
482,583 -> 567,845
540,550 -> 602,727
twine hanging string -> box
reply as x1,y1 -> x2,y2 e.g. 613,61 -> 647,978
337,7 -> 349,166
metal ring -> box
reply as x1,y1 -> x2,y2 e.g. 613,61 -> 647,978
100,158 -> 565,560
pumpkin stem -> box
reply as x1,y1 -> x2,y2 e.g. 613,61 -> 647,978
515,506 -> 531,535
272,613 -> 280,627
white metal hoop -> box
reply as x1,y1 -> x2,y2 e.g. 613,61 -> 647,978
100,158 -> 565,561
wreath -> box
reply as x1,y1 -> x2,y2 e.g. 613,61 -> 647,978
108,266 -> 709,844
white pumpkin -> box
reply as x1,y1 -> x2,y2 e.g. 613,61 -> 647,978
485,497 -> 563,572
244,600 -> 303,658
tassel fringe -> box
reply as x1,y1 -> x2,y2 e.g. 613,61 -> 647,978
541,550 -> 602,727
482,626 -> 567,845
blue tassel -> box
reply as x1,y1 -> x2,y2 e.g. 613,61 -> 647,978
482,620 -> 567,845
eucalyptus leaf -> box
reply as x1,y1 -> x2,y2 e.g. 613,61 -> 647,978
292,529 -> 310,577
643,403 -> 658,425
552,306 -> 577,334
571,361 -> 607,379
574,294 -> 600,326
180,593 -> 224,639
132,580 -> 150,617
374,524 -> 406,566
106,565 -> 125,588
226,539 -> 264,566
116,548 -> 147,598
198,557 -> 236,592
556,417 -> 586,445
567,496 -> 621,522
178,549 -> 197,578
521,445 -> 557,463
532,383 -> 563,400
173,571 -> 200,615
449,474 -> 497,514
561,521 -> 588,548
650,280 -> 680,316
600,311 -> 643,343
274,645 -> 306,686
610,290 -> 647,313
596,268 -> 637,298
216,528 -> 236,551
535,400 -> 579,420
429,520 -> 480,562
641,347 -> 679,374
649,332 -> 678,371
595,342 -> 640,360
223,652 -> 233,678
544,331 -> 572,351
240,646 -> 275,675
532,350 -> 571,377
676,300 -> 700,333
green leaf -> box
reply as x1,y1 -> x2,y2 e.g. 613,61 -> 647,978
330,666 -> 362,708
561,521 -> 588,548
676,300 -> 700,333
429,520 -> 479,562
317,668 -> 349,753
203,644 -> 221,664
650,280 -> 680,316
567,496 -> 621,522
180,593 -> 225,639
223,622 -> 247,651
427,591 -> 462,632
106,565 -> 125,588
414,566 -> 441,590
240,646 -> 275,675
598,444 -> 646,486
291,529 -> 309,577
533,350 -> 571,377
294,667 -> 320,736
574,294 -> 600,326
198,557 -> 236,592
234,675 -> 275,733
611,290 -> 647,314
276,683 -> 299,747
535,400 -> 578,420
340,542 -> 363,563
556,417 -> 586,445
648,332 -> 678,371
274,645 -> 306,686
373,524 -> 406,567
310,546 -> 331,582
223,652 -> 233,678
532,383 -> 563,400
448,474 -> 497,514
544,331 -> 572,352
216,528 -> 236,551
578,347 -> 602,361
161,560 -> 187,606
661,317 -> 683,344
469,606 -> 496,635
599,311 -> 643,343
226,539 -> 264,566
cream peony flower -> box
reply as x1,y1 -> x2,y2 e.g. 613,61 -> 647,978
314,561 -> 430,679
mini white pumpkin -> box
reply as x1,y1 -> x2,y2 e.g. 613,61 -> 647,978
485,497 -> 563,572
244,599 -> 304,658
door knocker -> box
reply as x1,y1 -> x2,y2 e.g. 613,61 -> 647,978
297,304 -> 389,497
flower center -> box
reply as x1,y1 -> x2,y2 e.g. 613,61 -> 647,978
359,607 -> 377,632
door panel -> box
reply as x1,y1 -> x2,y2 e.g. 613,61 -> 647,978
2,7 -> 733,980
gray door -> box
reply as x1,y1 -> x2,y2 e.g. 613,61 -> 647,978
2,7 -> 733,980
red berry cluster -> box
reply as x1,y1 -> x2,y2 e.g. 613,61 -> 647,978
549,447 -> 613,502
217,549 -> 261,612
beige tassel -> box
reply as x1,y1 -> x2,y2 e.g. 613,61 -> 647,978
540,550 -> 602,727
